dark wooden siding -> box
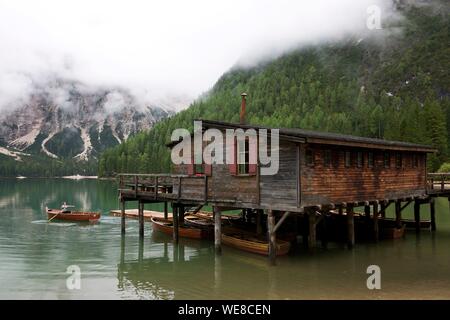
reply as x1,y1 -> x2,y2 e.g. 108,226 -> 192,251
300,144 -> 427,206
259,140 -> 298,208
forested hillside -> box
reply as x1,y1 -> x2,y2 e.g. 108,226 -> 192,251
99,3 -> 449,176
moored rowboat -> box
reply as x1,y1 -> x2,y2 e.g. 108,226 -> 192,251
151,217 -> 212,240
46,208 -> 101,222
222,232 -> 290,256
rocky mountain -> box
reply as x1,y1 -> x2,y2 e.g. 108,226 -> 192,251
0,79 -> 182,164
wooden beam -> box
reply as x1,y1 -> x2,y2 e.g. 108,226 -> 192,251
308,211 -> 317,249
364,205 -> 371,222
121,200 -> 126,235
414,201 -> 421,233
347,205 -> 355,249
400,200 -> 412,212
256,210 -> 263,235
214,206 -> 222,255
164,202 -> 168,220
321,212 -> 328,249
173,206 -> 179,244
179,205 -> 185,227
273,211 -> 290,233
430,198 -> 436,231
395,200 -> 402,228
267,209 -> 276,265
373,202 -> 379,242
138,201 -> 144,238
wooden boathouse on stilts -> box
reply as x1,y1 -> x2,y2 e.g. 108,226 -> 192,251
117,94 -> 450,264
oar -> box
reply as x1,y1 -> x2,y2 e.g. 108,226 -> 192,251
48,210 -> 61,222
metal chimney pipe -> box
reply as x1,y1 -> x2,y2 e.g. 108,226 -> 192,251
240,92 -> 247,124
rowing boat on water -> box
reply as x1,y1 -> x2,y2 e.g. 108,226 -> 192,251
151,217 -> 213,240
184,214 -> 214,229
222,232 -> 291,256
46,208 -> 101,222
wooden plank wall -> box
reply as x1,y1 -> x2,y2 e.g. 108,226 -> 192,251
300,144 -> 427,206
259,140 -> 298,208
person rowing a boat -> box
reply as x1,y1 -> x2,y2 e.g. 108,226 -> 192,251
61,202 -> 72,213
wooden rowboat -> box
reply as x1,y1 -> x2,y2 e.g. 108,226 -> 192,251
222,232 -> 290,256
151,217 -> 212,240
46,208 -> 101,222
184,215 -> 214,229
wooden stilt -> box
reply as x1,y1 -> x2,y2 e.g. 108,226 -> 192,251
395,200 -> 402,228
380,202 -> 386,218
164,202 -> 168,219
179,205 -> 184,227
138,238 -> 144,263
214,206 -> 222,255
308,211 -> 317,250
267,209 -> 276,265
364,205 -> 371,221
430,198 -> 436,231
347,205 -> 355,249
414,200 -> 421,233
256,209 -> 263,235
121,200 -> 126,235
321,212 -> 328,249
373,202 -> 379,242
173,206 -> 179,244
138,201 -> 144,238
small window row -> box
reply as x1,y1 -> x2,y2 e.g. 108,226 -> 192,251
305,149 -> 420,169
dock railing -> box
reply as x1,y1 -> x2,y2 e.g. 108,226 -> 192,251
118,173 -> 208,202
427,173 -> 450,192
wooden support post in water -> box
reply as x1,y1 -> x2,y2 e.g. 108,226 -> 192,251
414,200 -> 421,233
373,202 -> 379,242
380,202 -> 386,219
173,206 -> 179,244
308,211 -> 317,250
179,205 -> 184,227
430,198 -> 436,231
267,209 -> 276,265
164,202 -> 168,220
347,205 -> 355,249
395,200 -> 402,228
121,199 -> 126,235
364,205 -> 371,222
256,210 -> 263,235
214,207 -> 222,255
138,201 -> 144,238
321,212 -> 328,249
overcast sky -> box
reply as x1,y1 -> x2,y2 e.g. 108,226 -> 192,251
0,0 -> 397,110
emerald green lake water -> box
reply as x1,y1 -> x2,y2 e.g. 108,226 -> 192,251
0,178 -> 449,299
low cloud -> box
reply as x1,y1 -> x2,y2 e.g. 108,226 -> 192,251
0,0 -> 404,112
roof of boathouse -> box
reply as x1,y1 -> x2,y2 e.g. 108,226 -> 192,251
167,119 -> 437,153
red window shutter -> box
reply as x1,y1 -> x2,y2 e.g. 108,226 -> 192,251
228,138 -> 237,175
204,164 -> 212,176
248,136 -> 258,175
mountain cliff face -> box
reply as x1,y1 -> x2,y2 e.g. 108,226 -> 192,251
0,80 -> 180,163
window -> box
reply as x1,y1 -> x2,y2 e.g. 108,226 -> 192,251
384,152 -> 390,168
357,152 -> 363,168
396,153 -> 402,168
413,154 -> 419,168
305,149 -> 314,166
324,150 -> 331,167
237,139 -> 250,174
368,152 -> 374,168
345,151 -> 352,167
